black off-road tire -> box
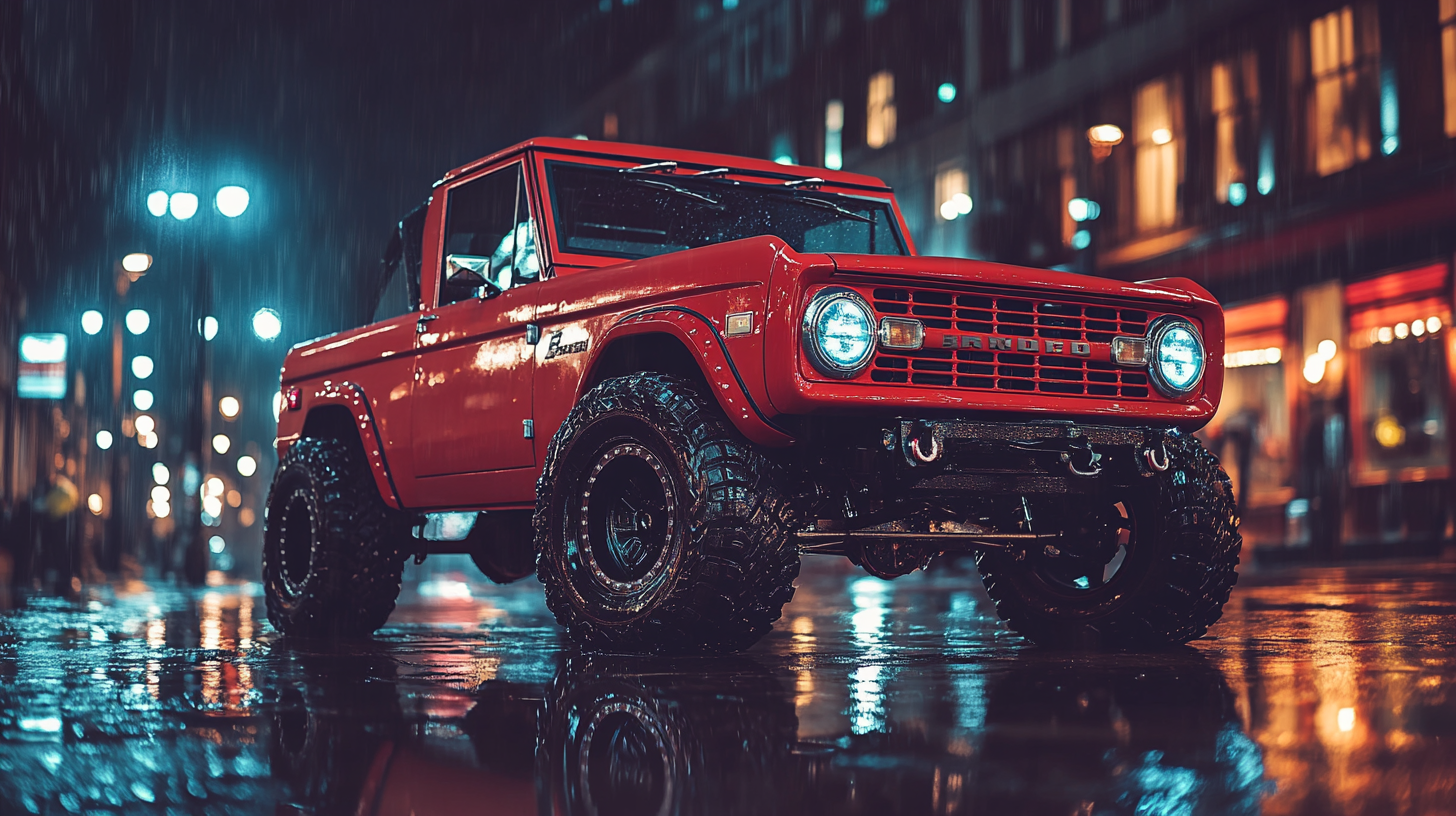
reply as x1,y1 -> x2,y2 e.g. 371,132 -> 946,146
263,436 -> 411,638
975,434 -> 1242,649
534,374 -> 800,653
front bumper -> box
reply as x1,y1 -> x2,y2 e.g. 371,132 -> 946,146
876,418 -> 1178,495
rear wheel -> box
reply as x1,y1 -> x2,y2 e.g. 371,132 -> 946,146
975,434 -> 1242,649
263,436 -> 411,638
534,374 -> 799,653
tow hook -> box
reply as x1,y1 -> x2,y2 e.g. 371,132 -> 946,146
900,420 -> 943,466
1144,440 -> 1170,473
1061,437 -> 1103,477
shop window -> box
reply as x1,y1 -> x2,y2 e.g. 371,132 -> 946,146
867,70 -> 896,148
1442,0 -> 1456,137
1201,297 -> 1293,514
1303,5 -> 1379,177
1210,51 -> 1259,205
1347,264 -> 1451,484
1133,75 -> 1182,233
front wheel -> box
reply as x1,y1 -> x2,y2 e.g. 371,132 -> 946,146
262,436 -> 411,638
975,434 -> 1242,649
534,374 -> 800,653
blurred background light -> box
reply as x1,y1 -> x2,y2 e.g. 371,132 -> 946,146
202,315 -> 219,341
95,430 -> 113,450
212,434 -> 231,454
125,309 -> 150,335
131,355 -> 154,379
133,414 -> 155,436
87,494 -> 104,515
81,310 -> 104,335
215,185 -> 250,217
121,253 -> 152,273
168,192 -> 199,220
152,462 -> 170,485
219,396 -> 240,418
251,308 -> 282,340
133,390 -> 154,411
146,190 -> 169,217
236,455 -> 257,477
937,82 -> 957,103
209,536 -> 226,553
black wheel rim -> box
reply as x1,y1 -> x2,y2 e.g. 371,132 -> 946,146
563,434 -> 683,619
277,488 -> 317,595
1029,499 -> 1137,598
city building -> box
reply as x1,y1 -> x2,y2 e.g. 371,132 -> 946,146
566,0 -> 1456,559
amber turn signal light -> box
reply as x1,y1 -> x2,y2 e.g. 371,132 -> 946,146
1111,336 -> 1148,366
878,317 -> 925,350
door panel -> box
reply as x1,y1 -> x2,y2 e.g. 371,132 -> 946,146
411,287 -> 536,476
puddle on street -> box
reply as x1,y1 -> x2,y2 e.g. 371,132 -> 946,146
2,557 -> 1455,814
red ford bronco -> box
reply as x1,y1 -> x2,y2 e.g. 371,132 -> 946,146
264,137 -> 1240,652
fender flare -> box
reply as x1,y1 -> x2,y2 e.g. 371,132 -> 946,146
590,308 -> 796,447
301,381 -> 405,510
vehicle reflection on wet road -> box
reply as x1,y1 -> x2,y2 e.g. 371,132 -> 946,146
1,557 -> 1454,815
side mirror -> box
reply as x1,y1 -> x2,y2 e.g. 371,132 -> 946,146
444,254 -> 503,298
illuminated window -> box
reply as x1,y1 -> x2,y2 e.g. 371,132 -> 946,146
1307,6 -> 1376,176
1442,0 -> 1456,136
1211,52 -> 1259,204
935,166 -> 970,221
866,71 -> 896,149
1134,75 -> 1181,233
603,111 -> 619,140
825,100 -> 844,170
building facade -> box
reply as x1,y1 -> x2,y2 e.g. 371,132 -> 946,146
568,0 -> 1456,559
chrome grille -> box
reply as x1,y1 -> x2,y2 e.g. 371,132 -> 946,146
869,287 -> 1155,399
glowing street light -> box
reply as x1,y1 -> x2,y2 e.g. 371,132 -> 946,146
131,356 -> 154,379
212,434 -> 231,455
125,309 -> 150,335
1087,124 -> 1125,160
215,186 -> 250,218
237,455 -> 257,477
95,430 -> 114,450
134,414 -> 156,435
219,396 -> 240,419
146,191 -> 169,217
251,308 -> 282,341
88,494 -> 104,515
169,192 -> 199,220
81,310 -> 104,336
133,390 -> 155,411
121,253 -> 153,274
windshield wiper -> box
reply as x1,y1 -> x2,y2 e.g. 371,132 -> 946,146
626,176 -> 721,206
789,193 -> 873,223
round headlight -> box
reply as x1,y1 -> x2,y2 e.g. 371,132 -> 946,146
1149,318 -> 1206,396
802,287 -> 875,378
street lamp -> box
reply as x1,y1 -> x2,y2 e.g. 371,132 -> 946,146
169,192 -> 199,220
251,308 -> 281,341
215,186 -> 250,218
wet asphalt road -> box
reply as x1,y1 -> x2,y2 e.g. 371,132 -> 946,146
1,556 -> 1455,816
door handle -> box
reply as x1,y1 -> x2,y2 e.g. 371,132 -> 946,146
526,323 -> 541,345
416,313 -> 439,333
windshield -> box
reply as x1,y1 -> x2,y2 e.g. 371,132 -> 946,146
545,161 -> 907,260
